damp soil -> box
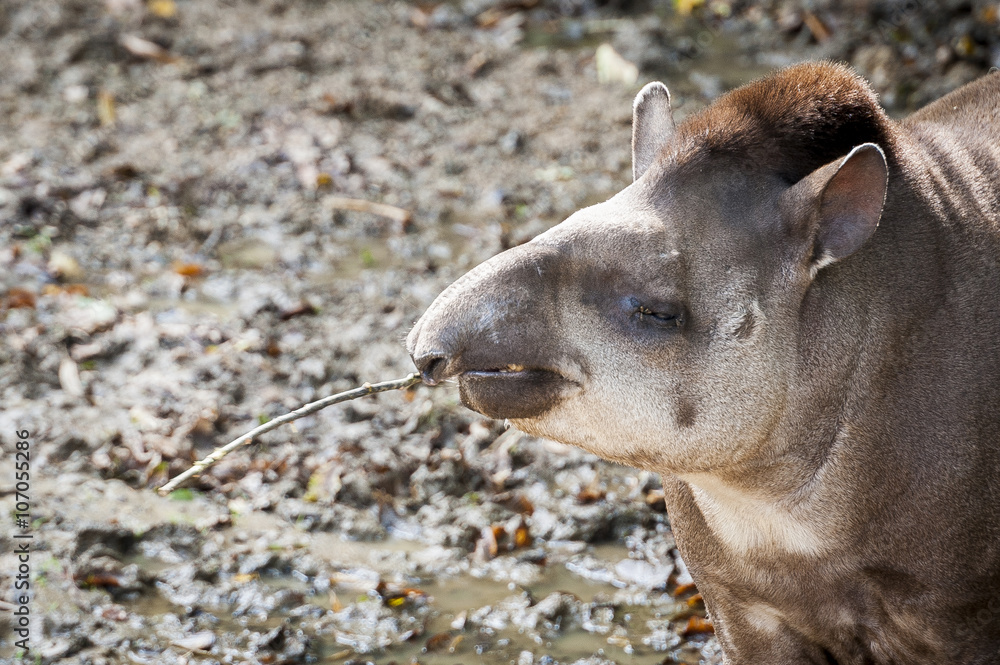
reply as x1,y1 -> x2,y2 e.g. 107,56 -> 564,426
1,0 -> 998,663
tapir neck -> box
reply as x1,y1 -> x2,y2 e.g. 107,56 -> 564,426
684,127 -> 1000,533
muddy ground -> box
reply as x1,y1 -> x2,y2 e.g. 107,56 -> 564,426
1,0 -> 998,663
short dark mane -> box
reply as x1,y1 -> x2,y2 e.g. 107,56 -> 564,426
670,62 -> 895,183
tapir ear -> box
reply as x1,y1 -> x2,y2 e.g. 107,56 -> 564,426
632,82 -> 675,181
785,143 -> 888,270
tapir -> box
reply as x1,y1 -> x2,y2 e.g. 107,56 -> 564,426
406,62 -> 1000,663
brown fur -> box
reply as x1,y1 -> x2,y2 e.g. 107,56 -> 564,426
408,63 -> 1000,664
669,62 -> 895,183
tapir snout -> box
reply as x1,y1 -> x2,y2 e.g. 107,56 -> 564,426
407,241 -> 584,419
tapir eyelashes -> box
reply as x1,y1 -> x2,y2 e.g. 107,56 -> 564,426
635,302 -> 684,328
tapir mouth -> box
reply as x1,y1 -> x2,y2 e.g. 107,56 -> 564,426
458,366 -> 580,420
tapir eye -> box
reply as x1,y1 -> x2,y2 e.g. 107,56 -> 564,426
633,300 -> 684,328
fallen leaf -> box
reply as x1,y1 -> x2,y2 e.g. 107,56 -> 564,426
674,0 -> 705,16
514,523 -> 532,548
97,90 -> 116,127
120,34 -> 177,63
595,44 -> 638,85
279,302 -> 318,321
577,483 -> 605,504
380,583 -> 428,608
673,582 -> 697,597
148,0 -> 177,18
59,358 -> 85,397
78,573 -> 123,588
3,287 -> 36,310
645,488 -> 667,512
424,632 -> 453,653
48,250 -> 83,281
101,605 -> 128,621
172,631 -> 215,652
682,615 -> 714,636
477,524 -> 499,558
172,262 -> 206,277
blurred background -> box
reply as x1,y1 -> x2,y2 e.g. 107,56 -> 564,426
1,1 -> 998,663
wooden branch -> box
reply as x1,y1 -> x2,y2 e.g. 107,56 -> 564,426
324,196 -> 411,224
157,373 -> 423,495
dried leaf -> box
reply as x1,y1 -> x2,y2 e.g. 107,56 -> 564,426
172,631 -> 215,652
279,302 -> 318,321
3,287 -> 36,310
381,584 -> 428,608
100,605 -> 128,621
424,632 -> 453,653
681,615 -> 714,636
148,0 -> 177,18
120,34 -> 177,63
59,358 -> 85,397
48,250 -> 83,281
172,262 -> 206,277
673,582 -> 697,597
477,524 -> 499,558
674,0 -> 705,16
576,483 -> 605,504
97,90 -> 116,127
645,488 -> 667,512
514,524 -> 532,548
595,44 -> 638,85
78,573 -> 123,588
46,283 -> 90,297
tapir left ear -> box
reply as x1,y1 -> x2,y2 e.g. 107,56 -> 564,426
784,143 -> 888,270
632,82 -> 675,181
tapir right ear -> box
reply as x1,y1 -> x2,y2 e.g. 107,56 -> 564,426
782,143 -> 888,271
632,82 -> 675,181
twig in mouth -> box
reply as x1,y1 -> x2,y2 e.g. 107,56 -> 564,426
157,373 -> 423,495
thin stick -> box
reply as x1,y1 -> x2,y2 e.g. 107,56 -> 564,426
157,373 -> 422,495
324,196 -> 411,224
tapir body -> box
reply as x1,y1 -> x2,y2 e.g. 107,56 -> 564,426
407,63 -> 1000,663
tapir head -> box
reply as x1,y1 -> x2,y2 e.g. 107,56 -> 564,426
407,63 -> 891,474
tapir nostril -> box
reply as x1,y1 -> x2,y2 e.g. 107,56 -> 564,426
414,353 -> 449,386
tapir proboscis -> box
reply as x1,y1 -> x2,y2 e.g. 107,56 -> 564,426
407,62 -> 1000,664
